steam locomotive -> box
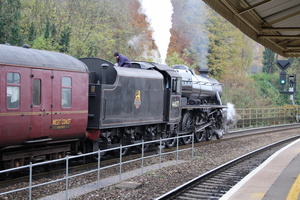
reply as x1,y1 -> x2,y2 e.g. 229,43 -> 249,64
0,44 -> 227,170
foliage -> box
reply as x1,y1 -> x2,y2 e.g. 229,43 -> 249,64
32,35 -> 57,51
166,51 -> 190,67
252,73 -> 288,106
18,0 -> 154,62
288,57 -> 300,74
206,10 -> 254,80
0,0 -> 22,45
262,48 -> 278,74
59,26 -> 71,53
220,65 -> 270,108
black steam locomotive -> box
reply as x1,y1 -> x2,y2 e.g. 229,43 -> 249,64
0,45 -> 226,169
81,58 -> 226,153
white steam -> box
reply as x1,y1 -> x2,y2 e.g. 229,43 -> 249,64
128,33 -> 161,61
223,103 -> 240,132
139,0 -> 173,64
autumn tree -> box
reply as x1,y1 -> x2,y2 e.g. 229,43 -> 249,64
169,0 -> 209,68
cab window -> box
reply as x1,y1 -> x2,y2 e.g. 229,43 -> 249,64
62,77 -> 72,108
7,72 -> 20,109
172,78 -> 181,94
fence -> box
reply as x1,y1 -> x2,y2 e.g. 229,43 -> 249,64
0,134 -> 194,200
233,106 -> 299,129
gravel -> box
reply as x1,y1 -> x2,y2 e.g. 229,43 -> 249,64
1,129 -> 299,200
74,130 -> 300,200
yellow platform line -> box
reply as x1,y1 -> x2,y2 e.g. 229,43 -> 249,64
250,192 -> 265,199
286,174 -> 300,200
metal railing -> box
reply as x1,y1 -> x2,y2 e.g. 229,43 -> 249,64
0,134 -> 194,200
232,106 -> 299,129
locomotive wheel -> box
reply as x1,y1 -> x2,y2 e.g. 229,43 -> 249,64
205,128 -> 213,141
165,131 -> 177,148
165,125 -> 178,148
180,112 -> 194,145
132,132 -> 150,153
195,130 -> 205,142
136,135 -> 151,153
115,132 -> 131,156
214,111 -> 224,140
194,114 -> 207,142
181,135 -> 192,145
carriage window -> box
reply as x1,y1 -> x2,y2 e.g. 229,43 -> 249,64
62,77 -> 72,108
7,72 -> 20,109
33,79 -> 41,106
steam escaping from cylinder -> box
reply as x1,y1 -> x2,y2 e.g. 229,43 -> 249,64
139,0 -> 173,64
223,103 -> 239,132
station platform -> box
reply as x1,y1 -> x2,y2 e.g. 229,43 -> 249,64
220,138 -> 300,200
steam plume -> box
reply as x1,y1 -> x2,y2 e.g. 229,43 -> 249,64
139,0 -> 173,64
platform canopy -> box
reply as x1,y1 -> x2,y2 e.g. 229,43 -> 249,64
202,0 -> 300,58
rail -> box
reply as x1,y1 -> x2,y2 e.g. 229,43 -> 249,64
155,136 -> 300,199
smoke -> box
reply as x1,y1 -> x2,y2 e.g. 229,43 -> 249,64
223,103 -> 240,132
139,0 -> 173,64
185,0 -> 209,69
195,1 -> 209,69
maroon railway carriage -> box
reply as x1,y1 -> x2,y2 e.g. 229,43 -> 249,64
0,44 -> 89,169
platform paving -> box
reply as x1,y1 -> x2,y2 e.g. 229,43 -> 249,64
220,138 -> 300,200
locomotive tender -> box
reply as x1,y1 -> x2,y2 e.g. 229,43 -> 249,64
0,45 -> 226,170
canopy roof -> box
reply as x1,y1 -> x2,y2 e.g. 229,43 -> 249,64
203,0 -> 300,57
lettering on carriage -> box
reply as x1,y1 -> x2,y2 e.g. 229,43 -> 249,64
52,119 -> 71,129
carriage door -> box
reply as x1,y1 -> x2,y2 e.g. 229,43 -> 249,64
29,69 -> 52,139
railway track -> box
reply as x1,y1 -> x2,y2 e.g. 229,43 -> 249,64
224,123 -> 300,139
155,135 -> 300,200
